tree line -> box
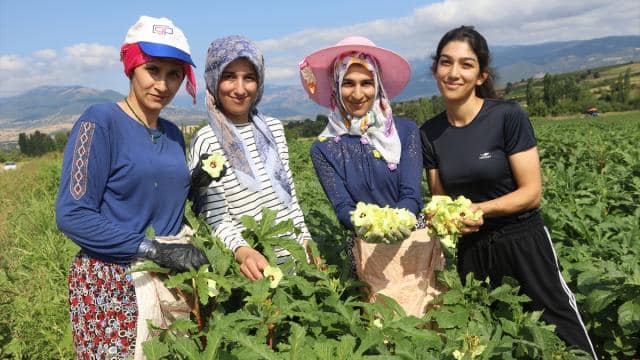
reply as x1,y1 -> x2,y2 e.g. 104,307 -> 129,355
17,131 -> 68,157
393,66 -> 638,122
524,68 -> 636,116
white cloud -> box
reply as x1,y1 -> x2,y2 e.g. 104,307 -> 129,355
259,0 -> 639,83
0,43 -> 122,97
0,55 -> 27,71
265,66 -> 298,81
34,49 -> 57,59
63,43 -> 119,68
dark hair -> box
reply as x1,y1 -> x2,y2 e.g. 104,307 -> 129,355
431,25 -> 498,99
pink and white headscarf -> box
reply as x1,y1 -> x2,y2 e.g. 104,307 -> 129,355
319,53 -> 401,169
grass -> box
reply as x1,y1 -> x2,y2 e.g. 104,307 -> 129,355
0,153 -> 77,359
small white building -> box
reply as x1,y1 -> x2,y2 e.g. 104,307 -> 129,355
3,162 -> 17,171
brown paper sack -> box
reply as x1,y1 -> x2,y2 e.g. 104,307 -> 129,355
352,228 -> 445,317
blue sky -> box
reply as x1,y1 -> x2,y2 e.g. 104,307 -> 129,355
1,0 -> 638,98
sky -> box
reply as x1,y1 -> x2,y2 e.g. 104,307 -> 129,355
0,0 -> 638,98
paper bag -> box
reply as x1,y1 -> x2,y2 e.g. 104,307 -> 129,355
352,228 -> 445,317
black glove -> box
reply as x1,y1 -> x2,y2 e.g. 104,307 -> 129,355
143,240 -> 209,272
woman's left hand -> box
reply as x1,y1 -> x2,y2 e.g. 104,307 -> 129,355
460,204 -> 484,234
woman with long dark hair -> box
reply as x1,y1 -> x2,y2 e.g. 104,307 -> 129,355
420,25 -> 596,357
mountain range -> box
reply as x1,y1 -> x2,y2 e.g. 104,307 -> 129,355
0,35 -> 638,142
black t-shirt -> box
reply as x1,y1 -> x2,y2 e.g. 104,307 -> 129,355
420,99 -> 537,226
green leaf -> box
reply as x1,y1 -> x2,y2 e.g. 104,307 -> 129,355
202,328 -> 225,359
128,260 -> 171,274
373,293 -> 407,318
336,335 -> 357,359
500,318 -> 519,336
354,328 -> 385,356
287,323 -> 307,360
584,288 -> 617,313
165,271 -> 196,289
145,224 -> 156,239
169,318 -> 198,333
312,339 -> 340,360
431,305 -> 469,329
195,274 -> 210,305
172,337 -> 201,360
232,330 -> 280,360
243,279 -> 271,305
618,299 -> 640,335
142,337 -> 170,360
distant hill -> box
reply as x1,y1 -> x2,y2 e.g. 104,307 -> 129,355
0,86 -> 122,127
0,35 -> 638,141
397,35 -> 640,101
0,86 -> 207,142
0,85 -> 206,128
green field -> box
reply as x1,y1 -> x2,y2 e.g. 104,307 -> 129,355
1,111 -> 638,359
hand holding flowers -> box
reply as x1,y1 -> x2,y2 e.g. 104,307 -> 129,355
422,195 -> 483,248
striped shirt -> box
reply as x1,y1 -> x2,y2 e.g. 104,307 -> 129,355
189,117 -> 311,255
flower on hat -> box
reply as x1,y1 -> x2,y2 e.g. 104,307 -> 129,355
298,36 -> 410,109
372,149 -> 381,159
318,136 -> 327,142
263,265 -> 283,289
201,151 -> 225,180
299,62 -> 317,95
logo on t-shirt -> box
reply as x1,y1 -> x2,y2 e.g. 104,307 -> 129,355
478,152 -> 492,160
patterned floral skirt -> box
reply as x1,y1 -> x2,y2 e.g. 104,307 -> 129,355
68,251 -> 138,359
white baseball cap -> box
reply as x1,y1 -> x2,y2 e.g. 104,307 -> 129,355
124,15 -> 195,66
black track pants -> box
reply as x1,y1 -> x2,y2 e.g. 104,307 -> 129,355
457,213 -> 597,358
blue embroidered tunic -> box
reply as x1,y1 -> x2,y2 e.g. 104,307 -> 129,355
55,103 -> 190,263
310,118 -> 423,230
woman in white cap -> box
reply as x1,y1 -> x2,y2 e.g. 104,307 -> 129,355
56,16 -> 207,358
189,36 -> 312,281
299,37 -> 424,275
421,25 -> 596,357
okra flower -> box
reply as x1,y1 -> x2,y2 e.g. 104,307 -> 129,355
350,202 -> 417,244
263,265 -> 283,289
202,151 -> 225,179
422,195 -> 483,248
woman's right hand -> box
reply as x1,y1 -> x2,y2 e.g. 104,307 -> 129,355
234,246 -> 269,281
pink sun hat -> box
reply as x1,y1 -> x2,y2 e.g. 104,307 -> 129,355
299,36 -> 411,108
